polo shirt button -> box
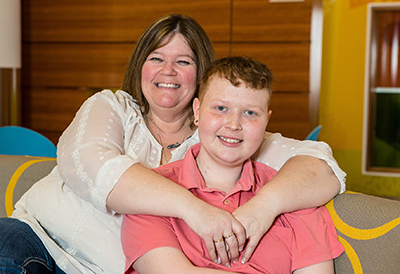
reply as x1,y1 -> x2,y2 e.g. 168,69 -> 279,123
224,200 -> 230,205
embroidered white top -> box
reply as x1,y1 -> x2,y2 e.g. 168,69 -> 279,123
12,90 -> 346,274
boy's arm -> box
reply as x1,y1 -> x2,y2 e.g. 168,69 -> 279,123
293,260 -> 334,274
133,247 -> 236,274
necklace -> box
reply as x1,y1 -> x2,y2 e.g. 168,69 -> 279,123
146,114 -> 190,150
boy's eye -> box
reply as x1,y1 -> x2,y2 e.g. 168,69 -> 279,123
217,106 -> 227,111
245,110 -> 256,116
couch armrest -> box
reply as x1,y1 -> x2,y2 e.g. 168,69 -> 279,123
0,155 -> 56,217
326,191 -> 400,273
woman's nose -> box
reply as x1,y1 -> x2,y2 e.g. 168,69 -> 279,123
161,61 -> 177,76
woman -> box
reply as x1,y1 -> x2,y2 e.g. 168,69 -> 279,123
0,14 -> 345,274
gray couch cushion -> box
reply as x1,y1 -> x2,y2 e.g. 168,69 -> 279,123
0,155 -> 56,217
326,192 -> 400,273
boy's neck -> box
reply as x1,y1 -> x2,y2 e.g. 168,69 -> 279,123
195,150 -> 244,194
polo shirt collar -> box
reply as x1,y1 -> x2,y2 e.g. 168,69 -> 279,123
180,144 -> 260,195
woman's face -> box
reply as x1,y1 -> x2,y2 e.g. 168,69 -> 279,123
141,34 -> 197,116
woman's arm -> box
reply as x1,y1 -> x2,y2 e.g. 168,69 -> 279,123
133,247 -> 236,274
234,155 -> 340,262
234,133 -> 345,263
108,163 -> 245,266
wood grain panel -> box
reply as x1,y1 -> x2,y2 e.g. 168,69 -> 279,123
20,1 -> 316,142
232,0 -> 312,42
22,41 -> 230,143
22,0 -> 231,43
22,43 -> 133,88
231,43 -> 310,92
267,92 -> 310,139
23,87 -> 91,143
213,42 -> 231,59
22,42 -> 231,89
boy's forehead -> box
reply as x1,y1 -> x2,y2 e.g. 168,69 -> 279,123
202,76 -> 230,97
204,76 -> 270,97
202,76 -> 270,106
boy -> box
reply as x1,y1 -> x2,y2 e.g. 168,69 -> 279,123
121,56 -> 344,273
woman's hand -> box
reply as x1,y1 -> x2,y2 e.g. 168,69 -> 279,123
232,196 -> 280,263
181,198 -> 246,268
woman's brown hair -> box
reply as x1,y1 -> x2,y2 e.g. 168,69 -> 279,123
121,14 -> 216,117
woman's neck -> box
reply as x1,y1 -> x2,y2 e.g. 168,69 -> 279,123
146,110 -> 195,165
147,110 -> 191,135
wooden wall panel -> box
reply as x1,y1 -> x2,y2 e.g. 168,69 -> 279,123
21,42 -> 230,142
267,93 -> 310,139
22,43 -> 133,88
231,43 -> 310,92
22,0 -> 231,42
23,87 -> 89,143
21,0 -> 317,142
211,43 -> 231,59
232,0 -> 312,42
22,42 -> 230,89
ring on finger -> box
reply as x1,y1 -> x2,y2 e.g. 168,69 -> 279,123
214,237 -> 224,243
225,232 -> 235,239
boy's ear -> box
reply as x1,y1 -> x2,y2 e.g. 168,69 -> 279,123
267,110 -> 272,123
193,98 -> 200,126
265,110 -> 272,130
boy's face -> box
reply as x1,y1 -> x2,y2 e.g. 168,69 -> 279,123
193,76 -> 272,167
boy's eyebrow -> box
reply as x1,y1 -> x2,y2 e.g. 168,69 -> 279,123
211,98 -> 266,109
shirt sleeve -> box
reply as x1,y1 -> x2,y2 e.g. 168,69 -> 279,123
121,214 -> 181,273
56,90 -> 140,213
279,207 -> 345,272
252,132 -> 346,193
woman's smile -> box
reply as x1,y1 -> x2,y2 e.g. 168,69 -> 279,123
156,82 -> 180,89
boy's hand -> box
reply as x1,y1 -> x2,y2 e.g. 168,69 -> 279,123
232,197 -> 279,263
182,199 -> 246,267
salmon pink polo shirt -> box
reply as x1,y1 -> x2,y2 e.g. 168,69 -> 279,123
121,143 -> 344,273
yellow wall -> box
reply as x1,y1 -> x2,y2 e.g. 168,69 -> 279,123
321,0 -> 400,197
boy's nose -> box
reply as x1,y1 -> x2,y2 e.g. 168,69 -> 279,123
225,113 -> 242,131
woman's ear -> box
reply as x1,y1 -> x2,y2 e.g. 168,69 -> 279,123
193,98 -> 200,126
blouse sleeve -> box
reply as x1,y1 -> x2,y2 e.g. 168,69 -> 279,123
252,132 -> 346,193
56,90 -> 140,213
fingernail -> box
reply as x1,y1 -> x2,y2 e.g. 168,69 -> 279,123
233,259 -> 238,264
225,263 -> 230,268
241,258 -> 247,264
217,256 -> 221,264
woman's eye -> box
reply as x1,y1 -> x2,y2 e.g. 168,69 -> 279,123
177,60 -> 191,65
149,57 -> 162,62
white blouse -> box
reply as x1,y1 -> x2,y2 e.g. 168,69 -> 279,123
12,90 -> 346,274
